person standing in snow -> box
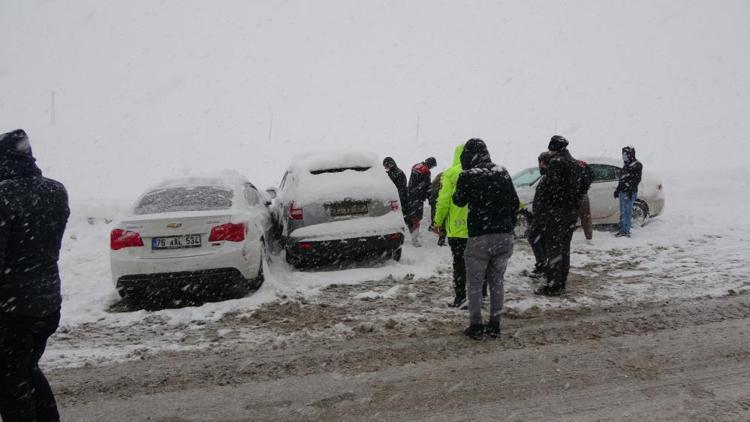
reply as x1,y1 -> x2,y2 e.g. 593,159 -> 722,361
405,156 -> 437,245
614,146 -> 643,237
526,151 -> 551,279
0,129 -> 69,422
533,135 -> 582,297
383,157 -> 408,225
453,139 -> 519,340
433,145 -> 470,307
577,159 -> 594,240
428,172 -> 446,246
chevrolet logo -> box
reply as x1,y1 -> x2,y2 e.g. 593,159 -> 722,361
166,223 -> 182,229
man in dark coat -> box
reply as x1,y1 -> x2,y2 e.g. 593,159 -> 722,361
383,157 -> 408,225
405,157 -> 437,245
533,135 -> 581,297
526,151 -> 551,278
614,146 -> 643,237
0,129 -> 69,421
453,139 -> 519,340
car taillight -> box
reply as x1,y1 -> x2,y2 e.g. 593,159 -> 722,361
289,202 -> 304,220
110,229 -> 144,250
209,223 -> 245,242
297,242 -> 313,250
387,233 -> 403,241
390,201 -> 399,211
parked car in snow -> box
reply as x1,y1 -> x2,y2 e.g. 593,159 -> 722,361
273,151 -> 407,267
110,174 -> 273,303
513,156 -> 665,228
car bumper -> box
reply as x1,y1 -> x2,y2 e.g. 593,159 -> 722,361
115,268 -> 249,300
286,233 -> 403,266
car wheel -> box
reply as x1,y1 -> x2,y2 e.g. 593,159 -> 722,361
250,242 -> 266,290
391,247 -> 402,262
633,200 -> 650,227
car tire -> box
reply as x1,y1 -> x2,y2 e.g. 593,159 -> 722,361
633,200 -> 650,227
249,243 -> 266,290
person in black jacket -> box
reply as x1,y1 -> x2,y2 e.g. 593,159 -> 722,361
614,146 -> 643,237
453,139 -> 519,340
383,157 -> 408,226
0,129 -> 69,422
533,135 -> 582,297
405,157 -> 437,245
526,151 -> 550,278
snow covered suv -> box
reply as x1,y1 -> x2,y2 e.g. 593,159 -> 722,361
274,151 -> 407,267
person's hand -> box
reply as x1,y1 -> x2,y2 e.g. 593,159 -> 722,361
613,190 -> 619,199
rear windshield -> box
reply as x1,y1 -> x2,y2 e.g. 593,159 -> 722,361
134,186 -> 234,215
310,166 -> 370,175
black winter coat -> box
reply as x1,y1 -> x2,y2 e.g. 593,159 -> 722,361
453,162 -> 519,237
386,166 -> 408,211
535,150 -> 581,218
615,160 -> 643,197
406,162 -> 432,219
0,159 -> 69,317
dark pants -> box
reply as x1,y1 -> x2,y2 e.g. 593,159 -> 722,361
542,211 -> 578,289
527,218 -> 545,271
448,237 -> 467,298
0,312 -> 60,422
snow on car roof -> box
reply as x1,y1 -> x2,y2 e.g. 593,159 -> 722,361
147,170 -> 249,192
289,150 -> 379,173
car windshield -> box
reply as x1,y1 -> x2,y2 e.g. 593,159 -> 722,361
309,167 -> 371,175
134,186 -> 234,215
512,167 -> 541,187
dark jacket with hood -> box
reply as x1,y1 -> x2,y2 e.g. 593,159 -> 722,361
453,139 -> 519,237
406,159 -> 434,219
615,146 -> 643,197
383,157 -> 408,211
535,148 -> 581,217
0,129 -> 69,317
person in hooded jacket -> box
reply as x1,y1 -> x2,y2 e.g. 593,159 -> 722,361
383,157 -> 408,226
0,129 -> 69,422
614,146 -> 643,237
453,139 -> 519,340
526,151 -> 551,279
533,135 -> 582,297
433,145 -> 470,307
405,157 -> 437,245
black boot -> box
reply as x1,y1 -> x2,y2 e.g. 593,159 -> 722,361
484,320 -> 501,339
447,295 -> 466,308
464,324 -> 484,340
529,265 -> 545,279
534,285 -> 565,297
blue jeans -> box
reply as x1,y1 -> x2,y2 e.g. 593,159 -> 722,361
619,192 -> 637,234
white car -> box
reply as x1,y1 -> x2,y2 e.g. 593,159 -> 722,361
513,156 -> 665,227
110,175 -> 273,303
273,151 -> 407,267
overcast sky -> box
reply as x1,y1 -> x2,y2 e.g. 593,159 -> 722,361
1,0 -> 748,199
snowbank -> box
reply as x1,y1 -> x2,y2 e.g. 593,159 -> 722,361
290,212 -> 405,241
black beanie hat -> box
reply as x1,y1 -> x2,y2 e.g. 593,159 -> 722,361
548,135 -> 568,152
424,157 -> 437,168
622,145 -> 636,160
464,138 -> 487,153
383,156 -> 396,168
0,129 -> 33,160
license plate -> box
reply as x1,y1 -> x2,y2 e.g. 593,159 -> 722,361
152,234 -> 202,250
331,202 -> 368,217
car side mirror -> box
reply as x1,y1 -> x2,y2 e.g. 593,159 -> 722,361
265,187 -> 277,199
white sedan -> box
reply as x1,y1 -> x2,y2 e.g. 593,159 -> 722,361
513,156 -> 665,227
110,175 -> 273,303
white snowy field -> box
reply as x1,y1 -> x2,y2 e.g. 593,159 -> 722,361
43,165 -> 750,368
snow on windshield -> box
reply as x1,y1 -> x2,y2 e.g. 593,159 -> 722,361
133,186 -> 234,215
284,151 -> 398,204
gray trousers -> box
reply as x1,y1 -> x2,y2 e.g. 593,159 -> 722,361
465,233 -> 514,325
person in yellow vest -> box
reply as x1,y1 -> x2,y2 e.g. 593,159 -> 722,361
433,145 -> 470,308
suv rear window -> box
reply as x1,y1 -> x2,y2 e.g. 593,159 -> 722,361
134,186 -> 234,215
309,167 -> 370,175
